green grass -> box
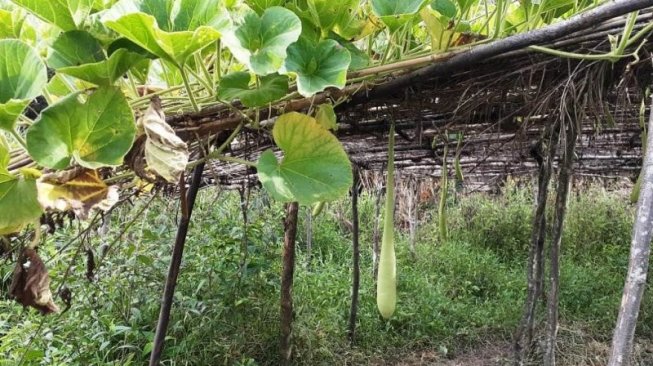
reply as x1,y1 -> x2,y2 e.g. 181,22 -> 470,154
0,182 -> 647,365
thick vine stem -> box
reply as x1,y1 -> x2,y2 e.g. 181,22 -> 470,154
149,163 -> 205,366
608,97 -> 653,366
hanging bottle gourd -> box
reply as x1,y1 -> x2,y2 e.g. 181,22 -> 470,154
377,121 -> 396,320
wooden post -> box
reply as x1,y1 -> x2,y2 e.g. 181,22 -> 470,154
348,166 -> 361,345
514,122 -> 559,365
280,202 -> 299,364
608,98 -> 653,366
149,163 -> 205,366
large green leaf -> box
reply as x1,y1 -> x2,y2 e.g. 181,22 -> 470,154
218,72 -> 288,107
371,0 -> 425,30
222,7 -> 301,76
12,0 -> 93,31
102,0 -> 230,66
26,87 -> 136,169
0,172 -> 42,235
173,0 -> 232,31
431,0 -> 457,18
257,112 -> 352,204
0,39 -> 47,131
104,13 -> 222,66
47,30 -> 145,85
305,0 -> 358,33
283,38 -> 350,97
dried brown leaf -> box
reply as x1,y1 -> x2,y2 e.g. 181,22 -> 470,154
9,248 -> 59,315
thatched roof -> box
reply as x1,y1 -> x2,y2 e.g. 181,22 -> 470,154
179,8 -> 653,190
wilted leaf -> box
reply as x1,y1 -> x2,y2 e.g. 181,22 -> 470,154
10,248 -> 60,315
283,38 -> 351,97
257,112 -> 352,204
0,39 -> 47,131
222,7 -> 301,75
37,168 -> 119,220
26,86 -> 136,169
218,72 -> 288,107
138,97 -> 189,182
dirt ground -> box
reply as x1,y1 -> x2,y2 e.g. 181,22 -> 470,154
367,338 -> 653,365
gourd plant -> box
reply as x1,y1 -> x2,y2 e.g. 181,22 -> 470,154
377,121 -> 396,319
0,0 -> 611,337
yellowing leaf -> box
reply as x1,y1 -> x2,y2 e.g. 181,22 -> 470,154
257,112 -> 352,204
37,168 -> 119,220
139,98 -> 189,183
0,172 -> 42,235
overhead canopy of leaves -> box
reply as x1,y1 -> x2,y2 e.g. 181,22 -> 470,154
0,39 -> 47,131
47,30 -> 146,86
218,72 -> 288,107
37,168 -> 119,219
257,112 -> 352,204
26,86 -> 136,170
138,98 -> 189,183
283,38 -> 351,97
222,7 -> 302,75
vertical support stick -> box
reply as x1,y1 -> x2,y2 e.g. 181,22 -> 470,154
608,98 -> 653,366
149,163 -> 205,366
348,166 -> 361,346
280,202 -> 299,365
544,122 -> 577,366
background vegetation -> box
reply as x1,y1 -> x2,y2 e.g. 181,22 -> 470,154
0,181 -> 649,365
